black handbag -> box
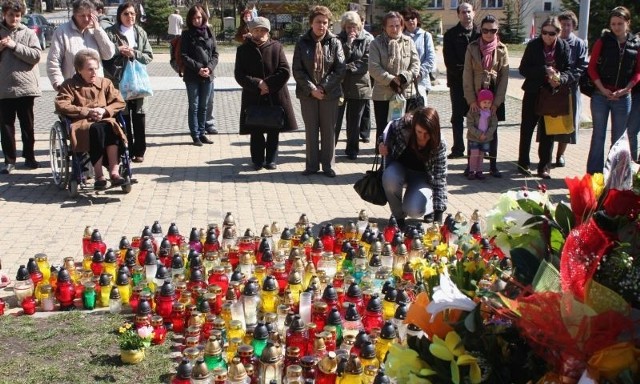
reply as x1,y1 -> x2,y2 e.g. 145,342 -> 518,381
405,77 -> 425,112
579,73 -> 595,97
353,153 -> 387,206
244,101 -> 285,132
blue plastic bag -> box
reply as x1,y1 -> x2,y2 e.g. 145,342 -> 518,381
119,59 -> 153,100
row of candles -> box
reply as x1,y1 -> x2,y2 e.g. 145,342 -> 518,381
3,211 -> 491,383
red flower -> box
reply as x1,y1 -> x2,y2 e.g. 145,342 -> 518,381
565,174 -> 597,225
602,189 -> 640,218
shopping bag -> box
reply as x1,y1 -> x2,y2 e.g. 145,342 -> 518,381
387,94 -> 406,122
353,154 -> 387,206
119,60 -> 153,100
544,94 -> 574,135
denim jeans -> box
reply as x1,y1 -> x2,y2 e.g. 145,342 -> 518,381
382,161 -> 434,219
587,91 -> 631,174
627,92 -> 640,162
185,81 -> 212,139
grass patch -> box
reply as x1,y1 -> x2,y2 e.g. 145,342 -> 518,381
0,311 -> 174,383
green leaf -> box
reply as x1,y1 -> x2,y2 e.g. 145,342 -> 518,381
554,201 -> 575,235
549,227 -> 565,253
517,199 -> 545,215
523,215 -> 546,227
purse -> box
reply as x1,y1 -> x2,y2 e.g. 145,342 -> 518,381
535,84 -> 570,116
579,73 -> 595,97
544,95 -> 574,135
353,153 -> 387,206
119,59 -> 153,100
244,100 -> 285,133
406,77 -> 425,112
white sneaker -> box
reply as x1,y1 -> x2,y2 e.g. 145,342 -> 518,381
1,164 -> 16,174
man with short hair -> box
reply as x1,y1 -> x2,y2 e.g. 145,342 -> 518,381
167,9 -> 183,39
443,1 -> 478,159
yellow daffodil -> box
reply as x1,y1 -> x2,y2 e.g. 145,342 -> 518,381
591,173 -> 604,198
435,243 -> 450,258
119,327 -> 126,334
464,260 -> 477,273
429,331 -> 482,384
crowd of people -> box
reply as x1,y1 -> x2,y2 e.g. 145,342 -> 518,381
1,1 -> 639,225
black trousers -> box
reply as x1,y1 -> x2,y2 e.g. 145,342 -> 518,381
250,131 -> 279,166
122,100 -> 146,158
518,91 -> 554,172
449,83 -> 468,156
335,98 -> 369,156
89,122 -> 120,166
0,96 -> 35,164
335,99 -> 371,145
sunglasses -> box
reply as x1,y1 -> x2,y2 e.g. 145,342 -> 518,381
541,30 -> 557,36
123,12 -> 136,16
481,28 -> 498,34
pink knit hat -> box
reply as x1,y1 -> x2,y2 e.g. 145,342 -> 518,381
477,89 -> 494,103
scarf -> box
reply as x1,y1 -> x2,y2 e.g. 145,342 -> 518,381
314,34 -> 325,84
543,40 -> 556,67
478,109 -> 491,133
387,35 -> 402,75
479,38 -> 497,70
196,25 -> 208,37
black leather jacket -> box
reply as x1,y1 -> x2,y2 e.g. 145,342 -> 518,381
292,29 -> 346,100
443,22 -> 479,87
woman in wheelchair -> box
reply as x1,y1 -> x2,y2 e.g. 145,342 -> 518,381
54,49 -> 127,190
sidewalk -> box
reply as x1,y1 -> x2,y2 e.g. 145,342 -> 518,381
0,48 -> 588,297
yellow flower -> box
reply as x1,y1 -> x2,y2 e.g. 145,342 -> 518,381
125,323 -> 132,329
422,265 -> 438,279
435,243 -> 450,258
464,260 -> 477,273
119,327 -> 126,334
429,331 -> 482,384
591,173 -> 604,199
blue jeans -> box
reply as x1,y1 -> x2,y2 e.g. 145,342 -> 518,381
627,92 -> 640,162
382,161 -> 434,219
586,91 -> 631,174
185,81 -> 212,139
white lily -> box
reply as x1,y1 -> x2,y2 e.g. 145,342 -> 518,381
426,271 -> 477,322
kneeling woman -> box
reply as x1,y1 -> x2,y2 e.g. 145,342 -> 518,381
378,107 -> 447,227
55,49 -> 127,190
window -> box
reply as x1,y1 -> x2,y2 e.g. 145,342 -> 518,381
427,0 -> 444,9
482,0 -> 503,8
543,2 -> 552,11
450,0 -> 458,9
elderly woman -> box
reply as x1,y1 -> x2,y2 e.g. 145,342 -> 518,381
379,107 -> 447,228
335,11 -> 373,160
0,0 -> 41,174
401,7 -> 436,104
47,0 -> 115,91
234,17 -> 297,170
106,1 -> 153,163
463,14 -> 509,178
586,6 -> 640,174
369,11 -> 420,143
54,49 -> 126,190
518,16 -> 572,179
293,5 -> 346,177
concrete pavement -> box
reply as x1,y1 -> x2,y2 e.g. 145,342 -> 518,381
0,46 -> 591,302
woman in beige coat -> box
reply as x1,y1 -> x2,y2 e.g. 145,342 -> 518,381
55,49 -> 126,190
369,11 -> 420,143
462,14 -> 509,177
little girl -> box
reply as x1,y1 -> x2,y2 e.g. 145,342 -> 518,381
466,89 -> 498,180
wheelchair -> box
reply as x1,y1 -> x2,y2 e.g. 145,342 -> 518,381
49,113 -> 133,197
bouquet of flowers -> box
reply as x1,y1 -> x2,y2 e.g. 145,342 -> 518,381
388,136 -> 640,383
118,322 -> 154,351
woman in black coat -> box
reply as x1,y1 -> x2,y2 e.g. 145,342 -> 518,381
517,16 -> 572,179
234,17 -> 297,170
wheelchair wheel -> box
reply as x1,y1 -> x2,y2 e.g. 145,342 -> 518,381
49,121 -> 70,190
68,179 -> 79,198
